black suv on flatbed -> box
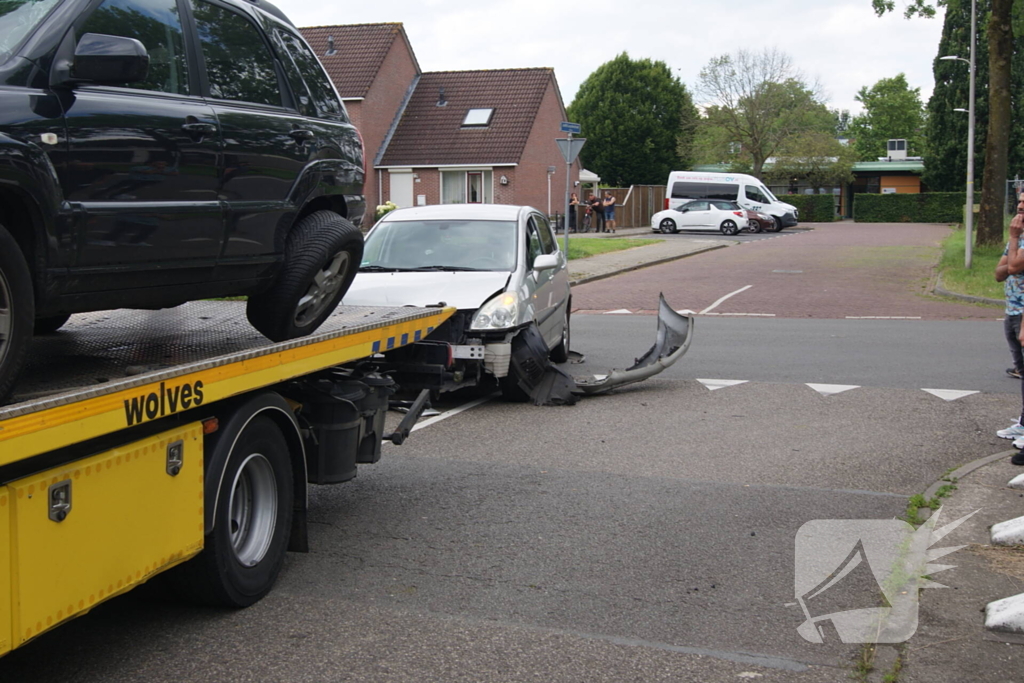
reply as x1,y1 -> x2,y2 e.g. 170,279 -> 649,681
0,0 -> 365,402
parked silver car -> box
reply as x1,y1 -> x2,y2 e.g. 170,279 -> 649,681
343,204 -> 571,398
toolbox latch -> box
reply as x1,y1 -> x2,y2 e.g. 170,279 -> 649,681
48,480 -> 72,522
166,440 -> 184,476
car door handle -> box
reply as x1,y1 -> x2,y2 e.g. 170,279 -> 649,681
182,122 -> 217,135
289,129 -> 315,142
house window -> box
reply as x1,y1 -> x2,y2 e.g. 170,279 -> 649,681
442,170 -> 492,204
462,108 -> 494,127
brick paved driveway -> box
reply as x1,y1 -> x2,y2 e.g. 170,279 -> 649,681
572,222 -> 1001,320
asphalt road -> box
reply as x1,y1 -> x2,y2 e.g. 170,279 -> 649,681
2,222 -> 1020,682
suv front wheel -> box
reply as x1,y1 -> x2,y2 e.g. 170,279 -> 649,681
246,211 -> 363,342
0,224 -> 34,404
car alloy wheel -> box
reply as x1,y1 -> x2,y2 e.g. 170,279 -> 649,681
659,218 -> 676,234
720,220 -> 739,236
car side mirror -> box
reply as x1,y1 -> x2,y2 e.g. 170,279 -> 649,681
533,254 -> 559,272
72,33 -> 149,84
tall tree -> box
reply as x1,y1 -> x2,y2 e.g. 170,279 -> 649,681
566,53 -> 697,186
848,74 -> 926,161
694,48 -> 832,176
873,0 -> 1015,247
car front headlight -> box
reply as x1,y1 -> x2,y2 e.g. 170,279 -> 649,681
471,291 -> 519,330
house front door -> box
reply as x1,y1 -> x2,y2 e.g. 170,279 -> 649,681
390,172 -> 414,207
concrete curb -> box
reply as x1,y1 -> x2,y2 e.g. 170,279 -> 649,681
991,515 -> 1024,545
932,275 -> 1003,308
985,593 -> 1024,634
922,450 -> 1016,503
569,243 -> 729,287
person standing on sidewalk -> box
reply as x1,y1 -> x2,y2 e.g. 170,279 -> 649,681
589,193 -> 605,233
568,192 -> 579,233
995,197 -> 1024,381
603,191 -> 617,234
996,196 -> 1024,461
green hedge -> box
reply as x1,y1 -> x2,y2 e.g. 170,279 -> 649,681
853,192 -> 964,223
783,194 -> 836,222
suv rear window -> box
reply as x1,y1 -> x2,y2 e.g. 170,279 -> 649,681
0,0 -> 62,65
190,0 -> 281,106
275,29 -> 345,120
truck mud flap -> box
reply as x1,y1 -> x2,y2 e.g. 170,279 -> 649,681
507,294 -> 693,405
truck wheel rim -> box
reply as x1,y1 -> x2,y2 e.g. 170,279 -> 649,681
0,271 -> 11,366
229,453 -> 278,567
295,251 -> 350,327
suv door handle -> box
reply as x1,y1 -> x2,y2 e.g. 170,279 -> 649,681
289,129 -> 315,142
182,122 -> 217,135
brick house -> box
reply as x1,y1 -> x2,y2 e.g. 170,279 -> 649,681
300,24 -> 579,225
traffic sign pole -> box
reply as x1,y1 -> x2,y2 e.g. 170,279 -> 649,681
556,124 -> 584,258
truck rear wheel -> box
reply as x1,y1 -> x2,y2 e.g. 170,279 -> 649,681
170,416 -> 294,607
0,224 -> 34,404
247,211 -> 363,342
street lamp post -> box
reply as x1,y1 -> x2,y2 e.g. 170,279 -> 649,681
939,0 -> 976,268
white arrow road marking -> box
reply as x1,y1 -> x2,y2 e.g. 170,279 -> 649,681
675,309 -> 696,315
922,389 -> 979,401
604,309 -> 632,315
697,379 -> 749,391
806,383 -> 860,397
700,285 -> 752,314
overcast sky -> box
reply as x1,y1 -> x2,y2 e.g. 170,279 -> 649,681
278,0 -> 947,117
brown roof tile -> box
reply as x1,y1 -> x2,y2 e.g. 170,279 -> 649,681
299,23 -> 415,99
379,69 -> 555,167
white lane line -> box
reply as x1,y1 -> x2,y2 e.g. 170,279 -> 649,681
845,316 -> 922,320
701,312 -> 775,317
604,309 -> 633,315
411,395 -> 492,432
701,285 -> 752,314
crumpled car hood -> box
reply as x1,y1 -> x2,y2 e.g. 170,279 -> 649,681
343,271 -> 512,309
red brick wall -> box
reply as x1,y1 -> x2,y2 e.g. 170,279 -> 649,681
356,35 -> 419,225
514,78 -> 580,216
494,167 -> 516,204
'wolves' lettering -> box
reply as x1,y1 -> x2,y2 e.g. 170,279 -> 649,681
123,380 -> 205,426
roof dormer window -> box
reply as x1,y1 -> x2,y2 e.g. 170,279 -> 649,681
462,108 -> 494,127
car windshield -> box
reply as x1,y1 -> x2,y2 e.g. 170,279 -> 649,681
361,219 -> 518,272
759,185 -> 779,203
0,0 -> 62,65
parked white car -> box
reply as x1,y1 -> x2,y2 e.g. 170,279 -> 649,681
343,204 -> 571,398
651,199 -> 750,235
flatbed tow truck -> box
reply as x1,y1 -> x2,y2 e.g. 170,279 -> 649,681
0,294 -> 692,659
0,301 -> 453,657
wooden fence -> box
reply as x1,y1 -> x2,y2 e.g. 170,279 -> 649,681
550,185 -> 667,230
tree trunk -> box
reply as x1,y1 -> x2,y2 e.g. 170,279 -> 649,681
977,0 -> 1013,247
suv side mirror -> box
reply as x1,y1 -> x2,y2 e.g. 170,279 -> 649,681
72,33 -> 149,84
533,254 -> 559,272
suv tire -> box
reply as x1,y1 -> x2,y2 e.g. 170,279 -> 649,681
247,211 -> 363,342
0,224 -> 34,404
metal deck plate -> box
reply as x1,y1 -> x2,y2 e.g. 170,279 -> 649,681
6,301 -> 443,412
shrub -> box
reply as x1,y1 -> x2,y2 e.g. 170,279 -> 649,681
784,194 -> 836,222
853,192 -> 963,223
374,201 -> 398,220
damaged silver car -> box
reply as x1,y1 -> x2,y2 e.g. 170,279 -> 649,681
344,204 -> 570,399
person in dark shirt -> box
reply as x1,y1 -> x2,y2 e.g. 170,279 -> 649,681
588,193 -> 605,232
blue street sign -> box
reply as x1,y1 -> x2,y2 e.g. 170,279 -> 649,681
560,121 -> 581,135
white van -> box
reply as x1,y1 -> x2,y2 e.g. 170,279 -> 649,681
665,171 -> 799,228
